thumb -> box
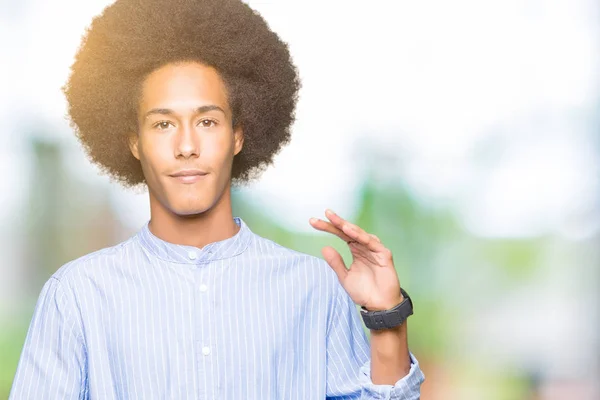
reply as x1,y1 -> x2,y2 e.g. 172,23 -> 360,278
321,246 -> 348,284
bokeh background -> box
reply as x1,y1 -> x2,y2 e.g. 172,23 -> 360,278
1,0 -> 599,398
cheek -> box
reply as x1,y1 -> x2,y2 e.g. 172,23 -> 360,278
203,135 -> 236,164
138,140 -> 170,176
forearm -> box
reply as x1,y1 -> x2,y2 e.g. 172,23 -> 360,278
369,321 -> 411,385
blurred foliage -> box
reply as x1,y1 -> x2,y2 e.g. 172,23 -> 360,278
0,320 -> 29,398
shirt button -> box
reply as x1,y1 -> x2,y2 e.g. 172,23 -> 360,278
188,251 -> 197,260
202,346 -> 211,356
199,284 -> 208,292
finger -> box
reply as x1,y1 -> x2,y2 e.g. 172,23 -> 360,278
323,209 -> 386,252
309,217 -> 353,243
324,209 -> 349,230
323,210 -> 369,243
325,210 -> 371,242
321,246 -> 348,283
314,211 -> 387,253
342,224 -> 385,252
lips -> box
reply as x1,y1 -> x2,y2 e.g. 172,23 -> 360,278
170,170 -> 208,177
169,170 -> 208,184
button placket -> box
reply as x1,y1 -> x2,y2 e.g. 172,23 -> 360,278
193,262 -> 216,395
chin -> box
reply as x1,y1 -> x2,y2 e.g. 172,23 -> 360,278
170,205 -> 212,217
163,197 -> 211,217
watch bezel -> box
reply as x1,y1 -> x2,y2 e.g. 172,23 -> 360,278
360,288 -> 413,330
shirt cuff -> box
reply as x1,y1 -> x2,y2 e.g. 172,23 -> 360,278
358,352 -> 425,400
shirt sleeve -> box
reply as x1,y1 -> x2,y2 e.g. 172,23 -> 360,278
9,277 -> 88,399
325,281 -> 425,400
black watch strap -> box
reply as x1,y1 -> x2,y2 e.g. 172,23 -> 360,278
360,288 -> 413,330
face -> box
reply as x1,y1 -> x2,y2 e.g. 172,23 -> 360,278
128,61 -> 243,217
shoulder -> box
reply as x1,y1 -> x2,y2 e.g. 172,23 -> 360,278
50,234 -> 138,284
249,233 -> 340,290
250,233 -> 322,265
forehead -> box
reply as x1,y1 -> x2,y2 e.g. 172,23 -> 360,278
139,61 -> 229,111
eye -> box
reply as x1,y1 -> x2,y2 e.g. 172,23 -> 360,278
153,121 -> 174,130
198,119 -> 217,128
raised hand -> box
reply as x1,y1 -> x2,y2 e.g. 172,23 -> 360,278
309,209 -> 403,311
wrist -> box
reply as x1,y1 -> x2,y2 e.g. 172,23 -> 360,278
364,294 -> 404,312
370,319 -> 406,335
360,288 -> 413,331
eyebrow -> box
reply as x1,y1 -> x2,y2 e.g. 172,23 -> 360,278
144,105 -> 226,119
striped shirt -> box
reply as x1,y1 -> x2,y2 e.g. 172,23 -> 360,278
10,216 -> 424,399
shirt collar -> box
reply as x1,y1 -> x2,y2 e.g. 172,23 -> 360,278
137,216 -> 253,265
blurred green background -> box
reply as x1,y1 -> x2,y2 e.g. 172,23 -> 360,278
1,0 -> 599,399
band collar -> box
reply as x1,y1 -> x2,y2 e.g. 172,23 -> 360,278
137,216 -> 253,265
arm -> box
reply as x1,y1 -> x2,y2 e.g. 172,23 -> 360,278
365,291 -> 412,384
370,321 -> 411,384
310,210 -> 425,399
9,277 -> 87,399
326,282 -> 424,399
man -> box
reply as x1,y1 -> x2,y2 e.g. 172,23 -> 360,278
10,0 -> 424,398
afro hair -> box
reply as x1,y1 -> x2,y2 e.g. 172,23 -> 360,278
63,0 -> 301,188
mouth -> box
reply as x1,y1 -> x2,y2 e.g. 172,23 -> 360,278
169,170 -> 209,184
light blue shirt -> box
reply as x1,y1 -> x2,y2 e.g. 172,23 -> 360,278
10,217 -> 424,399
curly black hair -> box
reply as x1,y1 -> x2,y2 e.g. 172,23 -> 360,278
62,0 -> 300,188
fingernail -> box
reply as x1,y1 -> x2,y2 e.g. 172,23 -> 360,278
309,218 -> 317,224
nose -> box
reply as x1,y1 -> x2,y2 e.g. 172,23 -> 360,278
175,122 -> 199,159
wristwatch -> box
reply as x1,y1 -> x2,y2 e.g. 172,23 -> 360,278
360,288 -> 413,330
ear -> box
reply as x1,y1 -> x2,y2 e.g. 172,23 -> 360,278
128,133 -> 140,160
233,125 -> 244,156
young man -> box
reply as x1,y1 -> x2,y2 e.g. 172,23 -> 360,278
10,0 -> 424,398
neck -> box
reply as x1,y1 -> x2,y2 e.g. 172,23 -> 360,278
147,184 -> 239,249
